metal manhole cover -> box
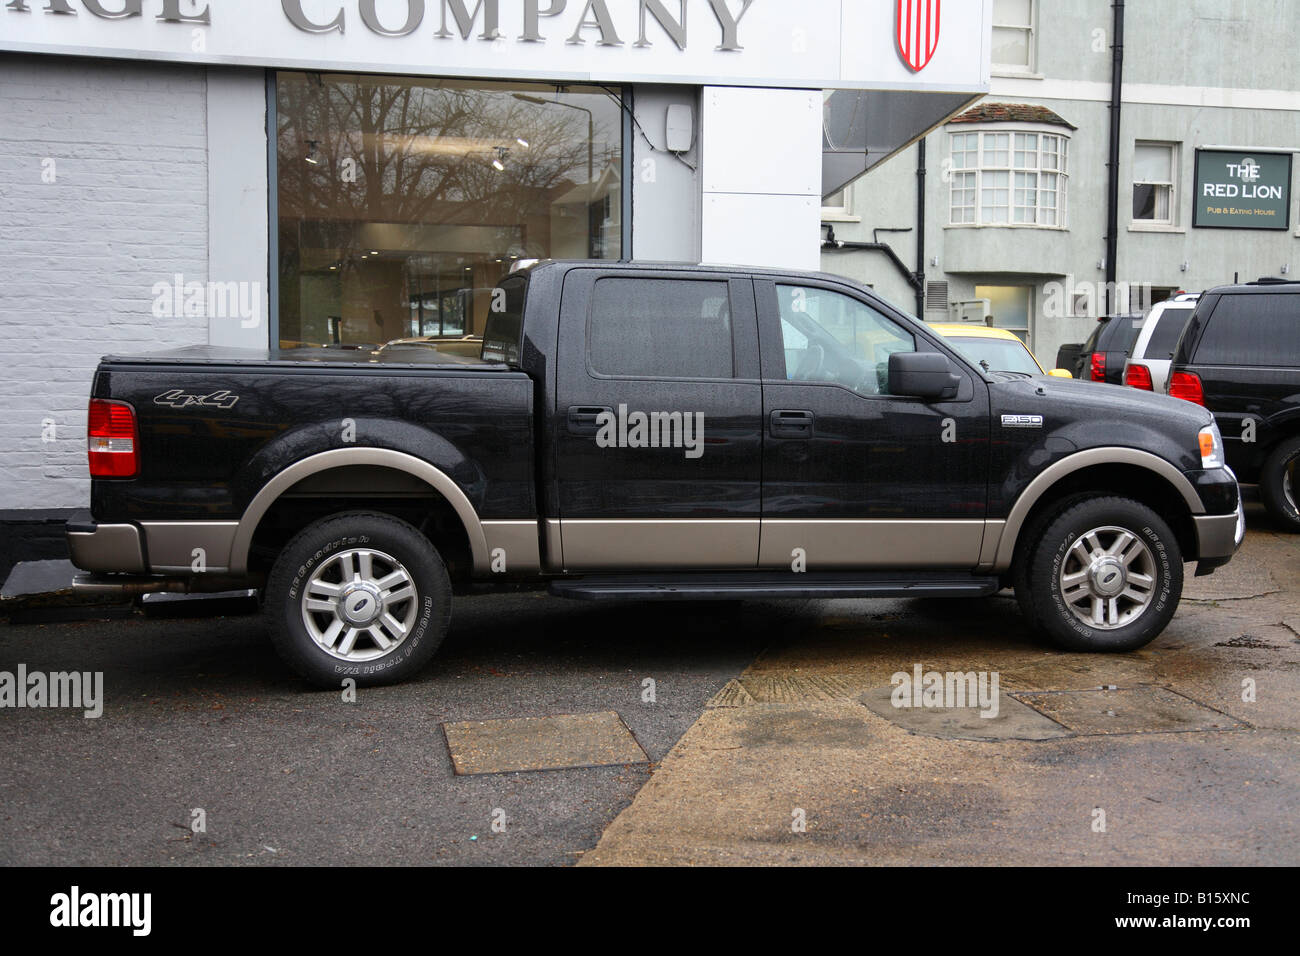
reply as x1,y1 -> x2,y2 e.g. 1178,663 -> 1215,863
1012,686 -> 1248,735
442,711 -> 649,775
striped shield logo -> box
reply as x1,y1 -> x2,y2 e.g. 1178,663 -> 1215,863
896,0 -> 941,72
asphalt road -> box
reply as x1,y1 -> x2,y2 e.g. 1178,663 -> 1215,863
0,592 -> 770,865
2,505 -> 1296,866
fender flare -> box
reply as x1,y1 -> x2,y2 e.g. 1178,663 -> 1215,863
228,447 -> 489,574
991,447 -> 1204,571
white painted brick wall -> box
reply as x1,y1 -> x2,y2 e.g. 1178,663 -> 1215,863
0,54 -> 209,510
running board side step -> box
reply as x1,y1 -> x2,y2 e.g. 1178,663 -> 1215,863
548,572 -> 1000,601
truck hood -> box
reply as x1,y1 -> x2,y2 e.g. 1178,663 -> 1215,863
989,374 -> 1214,433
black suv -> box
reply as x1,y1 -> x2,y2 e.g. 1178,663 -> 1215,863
1168,278 -> 1300,530
1066,312 -> 1144,384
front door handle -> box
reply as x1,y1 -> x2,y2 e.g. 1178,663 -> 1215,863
769,409 -> 814,439
567,405 -> 612,436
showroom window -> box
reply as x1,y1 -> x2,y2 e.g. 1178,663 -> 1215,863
992,0 -> 1036,73
949,129 -> 1068,226
274,73 -> 624,348
1133,142 -> 1178,225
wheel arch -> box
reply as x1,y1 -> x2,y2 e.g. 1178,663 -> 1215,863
993,448 -> 1203,572
229,448 -> 490,575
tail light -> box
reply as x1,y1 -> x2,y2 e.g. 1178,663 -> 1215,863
1168,371 -> 1206,406
1124,363 -> 1153,390
87,399 -> 139,478
1090,352 -> 1106,382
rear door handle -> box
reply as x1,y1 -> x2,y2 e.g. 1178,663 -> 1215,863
567,405 -> 612,436
769,409 -> 814,439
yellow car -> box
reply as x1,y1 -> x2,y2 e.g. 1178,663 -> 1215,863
928,323 -> 1072,378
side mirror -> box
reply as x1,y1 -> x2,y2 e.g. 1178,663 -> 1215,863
889,351 -> 960,399
1048,368 -> 1073,378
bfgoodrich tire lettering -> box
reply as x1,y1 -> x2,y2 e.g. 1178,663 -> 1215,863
265,511 -> 452,687
1029,496 -> 1182,652
1259,436 -> 1300,533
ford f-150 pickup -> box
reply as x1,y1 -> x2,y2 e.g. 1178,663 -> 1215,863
68,261 -> 1245,686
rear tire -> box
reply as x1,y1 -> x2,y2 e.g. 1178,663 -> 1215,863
1023,496 -> 1182,652
1259,437 -> 1300,532
265,511 -> 452,688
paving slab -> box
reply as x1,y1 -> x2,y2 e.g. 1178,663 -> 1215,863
443,711 -> 649,776
859,683 -> 1072,741
1012,685 -> 1248,735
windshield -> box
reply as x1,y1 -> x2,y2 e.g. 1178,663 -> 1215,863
945,336 -> 1043,375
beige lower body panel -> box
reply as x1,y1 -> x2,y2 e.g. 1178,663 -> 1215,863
559,519 -> 761,571
759,519 -> 986,570
480,520 -> 542,575
139,521 -> 239,574
555,518 -> 989,572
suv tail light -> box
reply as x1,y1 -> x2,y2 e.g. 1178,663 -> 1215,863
1168,371 -> 1206,406
1090,352 -> 1106,382
1124,363 -> 1153,390
87,399 -> 139,478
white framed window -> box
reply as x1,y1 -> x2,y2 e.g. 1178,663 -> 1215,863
992,0 -> 1036,74
1133,142 -> 1178,226
949,128 -> 1069,227
821,187 -> 856,221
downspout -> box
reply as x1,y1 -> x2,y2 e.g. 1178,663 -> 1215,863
915,138 -> 927,318
822,226 -> 923,302
1104,0 -> 1125,313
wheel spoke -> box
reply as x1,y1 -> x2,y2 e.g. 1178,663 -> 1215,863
336,626 -> 360,656
305,597 -> 336,614
1061,569 -> 1090,590
308,579 -> 342,598
1062,583 -> 1091,604
1127,571 -> 1154,591
357,550 -> 374,581
1106,598 -> 1120,625
1083,532 -> 1104,559
367,625 -> 392,651
337,550 -> 357,582
318,617 -> 345,649
1106,531 -> 1135,558
379,612 -> 408,641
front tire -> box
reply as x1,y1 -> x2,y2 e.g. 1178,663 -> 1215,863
265,511 -> 452,688
1024,496 -> 1182,652
1259,437 -> 1300,532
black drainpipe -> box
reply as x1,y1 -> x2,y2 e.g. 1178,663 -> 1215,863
1104,0 -> 1125,313
915,138 -> 927,318
822,226 -> 923,303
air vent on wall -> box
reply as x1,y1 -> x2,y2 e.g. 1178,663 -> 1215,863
925,280 -> 949,312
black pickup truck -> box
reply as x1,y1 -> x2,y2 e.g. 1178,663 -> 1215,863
70,261 -> 1244,686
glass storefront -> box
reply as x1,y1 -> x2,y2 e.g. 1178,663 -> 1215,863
274,72 -> 624,349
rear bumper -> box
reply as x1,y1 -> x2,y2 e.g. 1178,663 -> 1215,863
66,510 -> 146,574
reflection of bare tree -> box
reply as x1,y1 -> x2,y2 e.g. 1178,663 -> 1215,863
277,75 -> 614,254
275,74 -> 621,346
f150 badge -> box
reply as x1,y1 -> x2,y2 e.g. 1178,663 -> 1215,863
1001,414 -> 1043,428
153,389 -> 240,410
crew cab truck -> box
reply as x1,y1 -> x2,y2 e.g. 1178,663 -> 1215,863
69,262 -> 1244,687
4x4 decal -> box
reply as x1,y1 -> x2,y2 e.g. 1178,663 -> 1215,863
153,389 -> 240,410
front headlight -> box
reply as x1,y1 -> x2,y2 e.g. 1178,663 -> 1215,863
1198,423 -> 1225,469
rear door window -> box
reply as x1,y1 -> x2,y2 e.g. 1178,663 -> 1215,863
1193,293 -> 1300,366
1144,308 -> 1194,360
587,278 -> 734,379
